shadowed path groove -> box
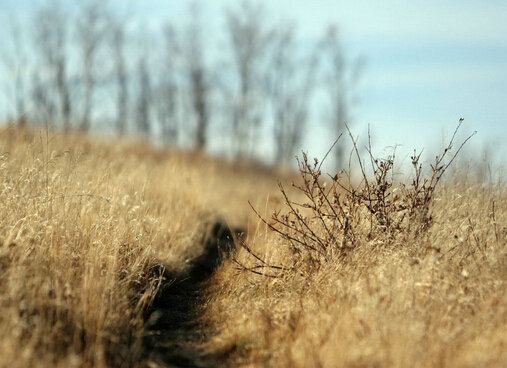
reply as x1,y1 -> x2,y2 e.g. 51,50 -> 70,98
140,222 -> 243,368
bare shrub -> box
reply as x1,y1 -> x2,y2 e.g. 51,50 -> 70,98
241,119 -> 476,275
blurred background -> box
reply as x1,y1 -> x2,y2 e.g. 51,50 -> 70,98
1,0 -> 506,172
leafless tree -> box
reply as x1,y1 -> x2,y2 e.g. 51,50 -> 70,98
266,25 -> 319,165
226,0 -> 272,157
2,19 -> 28,125
76,0 -> 109,132
183,4 -> 209,150
110,19 -> 129,137
135,56 -> 152,138
32,0 -> 72,131
322,25 -> 363,169
30,71 -> 56,125
154,25 -> 180,146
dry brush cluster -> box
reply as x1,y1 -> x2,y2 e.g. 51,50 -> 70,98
240,120 -> 478,275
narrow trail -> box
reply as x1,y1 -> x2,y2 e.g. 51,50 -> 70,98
140,222 -> 242,368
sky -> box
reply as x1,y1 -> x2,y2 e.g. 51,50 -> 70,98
1,0 -> 506,170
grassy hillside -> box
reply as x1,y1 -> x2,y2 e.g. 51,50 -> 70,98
0,126 -> 284,367
0,126 -> 505,367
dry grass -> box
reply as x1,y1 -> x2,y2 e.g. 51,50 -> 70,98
203,129 -> 506,367
206,182 -> 506,367
0,126 -> 283,367
0,125 -> 505,367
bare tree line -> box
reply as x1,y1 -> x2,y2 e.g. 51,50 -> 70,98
2,0 -> 361,168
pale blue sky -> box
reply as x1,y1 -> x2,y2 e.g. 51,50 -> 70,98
1,0 -> 506,169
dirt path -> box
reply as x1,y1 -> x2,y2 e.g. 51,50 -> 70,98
140,222 -> 242,368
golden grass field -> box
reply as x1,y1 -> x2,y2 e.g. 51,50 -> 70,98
0,126 -> 505,367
